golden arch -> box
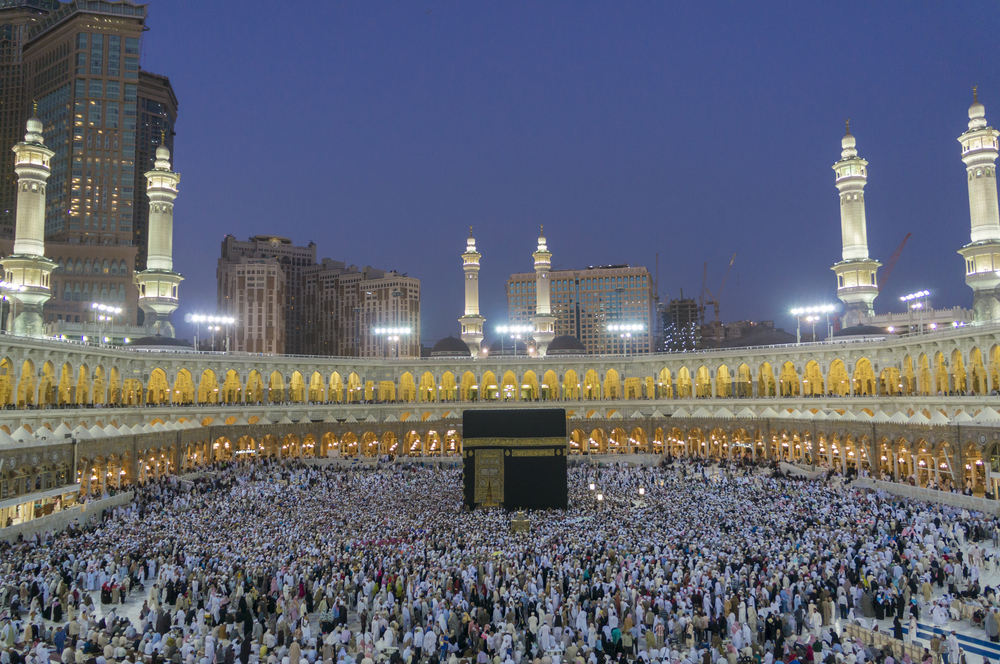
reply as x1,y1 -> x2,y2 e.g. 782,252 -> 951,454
852,358 -> 875,396
243,371 -> 263,403
268,370 -> 286,402
542,370 -> 559,401
779,362 -> 800,396
522,370 -> 540,401
398,372 -> 417,402
440,371 -> 458,401
329,371 -> 344,402
480,371 -> 498,401
418,372 -> 437,402
757,363 -> 775,397
288,371 -> 306,403
803,360 -> 824,396
657,368 -> 673,399
695,366 -> 712,398
715,364 -> 732,398
308,371 -> 325,402
563,370 -> 580,401
460,371 -> 478,402
603,369 -> 621,400
147,368 -> 170,405
173,369 -> 195,405
197,369 -> 220,404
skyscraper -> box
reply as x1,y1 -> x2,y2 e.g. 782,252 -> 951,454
506,264 -> 654,355
22,0 -> 154,245
0,0 -> 60,239
218,235 -> 317,355
0,1 -> 175,328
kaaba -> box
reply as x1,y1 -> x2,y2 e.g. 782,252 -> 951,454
462,408 -> 567,511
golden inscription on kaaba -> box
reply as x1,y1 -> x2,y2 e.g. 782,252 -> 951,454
511,449 -> 555,457
463,437 -> 567,449
474,448 -> 504,504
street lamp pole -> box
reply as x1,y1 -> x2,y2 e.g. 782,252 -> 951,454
901,290 -> 930,335
790,305 -> 836,343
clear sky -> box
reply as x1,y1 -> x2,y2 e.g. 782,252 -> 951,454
142,2 -> 1000,345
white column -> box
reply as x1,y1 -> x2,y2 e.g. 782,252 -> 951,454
957,90 -> 1000,321
459,228 -> 485,355
831,123 -> 880,327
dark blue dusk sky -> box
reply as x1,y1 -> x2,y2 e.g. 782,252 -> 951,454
142,2 -> 1000,345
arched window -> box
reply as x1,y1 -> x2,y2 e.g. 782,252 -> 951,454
74,259 -> 82,274
109,260 -> 118,276
57,259 -> 65,273
102,259 -> 109,274
119,262 -> 127,277
117,284 -> 125,302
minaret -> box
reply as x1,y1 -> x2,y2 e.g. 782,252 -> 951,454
831,122 -> 880,328
133,135 -> 183,337
0,110 -> 56,335
532,225 -> 556,356
459,227 -> 485,355
957,88 -> 1000,322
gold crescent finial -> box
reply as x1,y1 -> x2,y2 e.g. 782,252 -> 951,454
160,129 -> 166,143
468,225 -> 473,238
974,85 -> 978,102
32,100 -> 37,116
540,224 -> 544,235
845,119 -> 850,134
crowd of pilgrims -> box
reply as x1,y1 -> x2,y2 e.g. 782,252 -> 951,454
1,457 -> 999,664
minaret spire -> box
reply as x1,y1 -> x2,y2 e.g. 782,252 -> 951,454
1,113 -> 56,335
459,227 -> 485,355
957,89 -> 1000,321
532,226 -> 556,356
830,124 -> 881,328
133,138 -> 184,337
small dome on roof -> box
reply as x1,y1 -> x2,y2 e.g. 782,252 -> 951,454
431,336 -> 471,357
546,335 -> 586,355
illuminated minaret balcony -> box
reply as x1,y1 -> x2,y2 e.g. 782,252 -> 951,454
0,112 -> 56,336
831,122 -> 880,328
532,226 -> 556,356
459,227 -> 485,355
134,136 -> 183,337
957,88 -> 1000,322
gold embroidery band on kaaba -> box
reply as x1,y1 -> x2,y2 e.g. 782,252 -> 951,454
463,437 -> 567,449
511,449 -> 556,457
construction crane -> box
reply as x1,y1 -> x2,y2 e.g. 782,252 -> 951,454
877,233 -> 912,294
704,253 -> 737,346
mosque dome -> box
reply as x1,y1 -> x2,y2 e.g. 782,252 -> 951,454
841,130 -> 856,151
546,334 -> 586,355
430,336 -> 471,357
